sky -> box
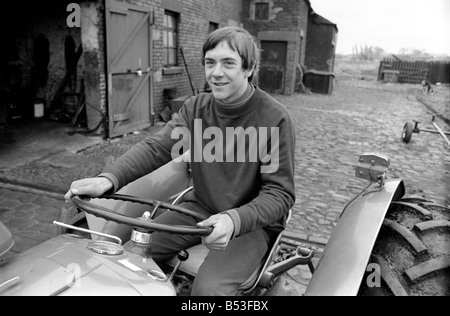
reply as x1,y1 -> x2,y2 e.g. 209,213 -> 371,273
309,0 -> 450,56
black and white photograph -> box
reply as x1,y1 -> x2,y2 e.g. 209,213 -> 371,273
0,0 -> 448,300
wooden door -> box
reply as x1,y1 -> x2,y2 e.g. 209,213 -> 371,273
259,41 -> 287,94
105,0 -> 154,138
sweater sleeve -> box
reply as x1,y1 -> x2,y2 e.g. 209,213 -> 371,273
231,113 -> 296,236
101,103 -> 192,192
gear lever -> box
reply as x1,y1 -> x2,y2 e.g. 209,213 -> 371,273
168,250 -> 189,282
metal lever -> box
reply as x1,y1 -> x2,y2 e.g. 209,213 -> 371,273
53,221 -> 122,245
168,250 -> 189,282
257,245 -> 315,290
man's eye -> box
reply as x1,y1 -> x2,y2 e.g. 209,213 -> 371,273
205,61 -> 215,66
225,62 -> 235,67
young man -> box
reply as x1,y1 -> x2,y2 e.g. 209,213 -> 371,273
65,26 -> 296,295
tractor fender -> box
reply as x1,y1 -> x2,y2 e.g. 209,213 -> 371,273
305,179 -> 405,296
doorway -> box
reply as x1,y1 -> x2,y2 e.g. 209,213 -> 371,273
105,0 -> 154,138
259,41 -> 287,94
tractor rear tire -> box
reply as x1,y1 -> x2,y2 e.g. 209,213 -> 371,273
358,197 -> 450,296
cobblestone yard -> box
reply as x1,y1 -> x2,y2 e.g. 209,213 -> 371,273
0,77 -> 449,256
281,79 -> 449,245
0,186 -> 63,259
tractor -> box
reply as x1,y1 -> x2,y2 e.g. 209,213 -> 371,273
1,152 -> 449,296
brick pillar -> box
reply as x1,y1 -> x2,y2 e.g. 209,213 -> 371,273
80,1 -> 106,137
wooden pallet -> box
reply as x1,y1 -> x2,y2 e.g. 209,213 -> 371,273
378,59 -> 429,84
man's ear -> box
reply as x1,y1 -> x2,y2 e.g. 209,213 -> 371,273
245,65 -> 256,77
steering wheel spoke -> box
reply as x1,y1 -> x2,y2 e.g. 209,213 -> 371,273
101,194 -> 209,221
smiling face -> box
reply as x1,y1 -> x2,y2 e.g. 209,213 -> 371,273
204,41 -> 252,104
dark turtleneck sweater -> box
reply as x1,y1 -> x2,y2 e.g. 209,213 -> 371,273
101,84 -> 296,237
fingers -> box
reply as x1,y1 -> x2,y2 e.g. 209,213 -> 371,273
64,189 -> 72,201
198,214 -> 234,251
64,184 -> 80,201
201,238 -> 227,251
197,216 -> 217,227
64,178 -> 111,202
70,183 -> 96,196
64,185 -> 83,203
201,231 -> 230,250
198,218 -> 224,250
64,189 -> 76,201
198,218 -> 219,246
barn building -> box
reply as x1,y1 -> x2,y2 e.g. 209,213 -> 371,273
0,0 -> 337,138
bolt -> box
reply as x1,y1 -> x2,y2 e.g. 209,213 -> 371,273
142,211 -> 151,219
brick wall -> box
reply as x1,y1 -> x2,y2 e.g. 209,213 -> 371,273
244,0 -> 304,32
297,0 -> 309,66
305,15 -> 337,72
118,0 -> 243,119
81,1 -> 107,133
155,0 -> 243,116
2,0 -> 335,137
242,0 -> 310,95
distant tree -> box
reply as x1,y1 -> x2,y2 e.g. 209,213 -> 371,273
398,47 -> 409,55
396,48 -> 435,60
352,44 -> 386,61
373,47 -> 386,59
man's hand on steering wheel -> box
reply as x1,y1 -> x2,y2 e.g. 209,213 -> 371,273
64,177 -> 113,201
197,213 -> 234,251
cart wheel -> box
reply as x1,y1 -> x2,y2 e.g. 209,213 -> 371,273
402,122 -> 414,143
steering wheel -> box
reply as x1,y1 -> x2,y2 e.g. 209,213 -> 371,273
71,194 -> 212,236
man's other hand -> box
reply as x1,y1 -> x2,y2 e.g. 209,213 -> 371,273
197,213 -> 234,251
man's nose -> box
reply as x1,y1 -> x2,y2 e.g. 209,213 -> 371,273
212,64 -> 224,77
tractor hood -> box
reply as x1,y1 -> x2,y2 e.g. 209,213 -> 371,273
0,235 -> 175,296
